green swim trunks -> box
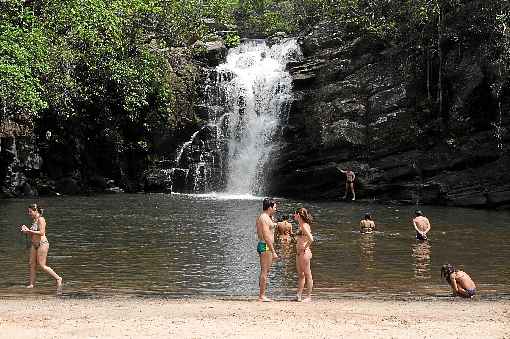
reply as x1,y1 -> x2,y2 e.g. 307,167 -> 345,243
257,241 -> 269,254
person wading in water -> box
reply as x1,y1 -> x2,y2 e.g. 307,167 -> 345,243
20,203 -> 63,292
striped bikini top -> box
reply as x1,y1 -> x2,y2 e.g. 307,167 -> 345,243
30,219 -> 39,231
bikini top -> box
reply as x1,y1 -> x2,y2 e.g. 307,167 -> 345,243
30,218 -> 39,231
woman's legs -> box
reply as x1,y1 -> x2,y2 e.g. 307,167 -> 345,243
37,243 -> 62,288
27,246 -> 37,288
296,255 -> 306,300
302,252 -> 313,301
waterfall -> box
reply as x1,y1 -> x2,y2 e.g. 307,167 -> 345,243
171,39 -> 301,195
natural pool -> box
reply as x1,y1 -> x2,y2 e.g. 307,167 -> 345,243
1,194 -> 509,299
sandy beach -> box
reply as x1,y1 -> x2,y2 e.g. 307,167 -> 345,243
0,296 -> 508,338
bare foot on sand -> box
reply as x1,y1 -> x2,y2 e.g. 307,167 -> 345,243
56,277 -> 63,290
300,297 -> 312,303
296,294 -> 302,302
258,296 -> 273,302
26,285 -> 34,289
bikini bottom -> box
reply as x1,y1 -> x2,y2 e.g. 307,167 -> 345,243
32,239 -> 49,250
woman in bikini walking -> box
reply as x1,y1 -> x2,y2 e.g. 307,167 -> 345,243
294,207 -> 314,302
20,203 -> 62,291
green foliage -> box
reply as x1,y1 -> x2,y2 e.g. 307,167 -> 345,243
1,0 -> 509,154
0,2 -> 48,131
224,32 -> 241,47
203,0 -> 239,25
236,0 -> 297,36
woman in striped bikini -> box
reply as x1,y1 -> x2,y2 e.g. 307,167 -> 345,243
20,203 -> 63,291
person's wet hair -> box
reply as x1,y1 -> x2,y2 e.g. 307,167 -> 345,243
262,198 -> 276,211
441,264 -> 456,284
28,203 -> 44,215
364,213 -> 372,220
294,207 -> 313,224
415,210 -> 423,217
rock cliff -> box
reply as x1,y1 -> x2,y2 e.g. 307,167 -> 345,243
268,20 -> 510,208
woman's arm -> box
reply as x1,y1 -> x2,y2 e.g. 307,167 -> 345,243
23,218 -> 46,237
300,224 -> 314,253
412,219 -> 423,235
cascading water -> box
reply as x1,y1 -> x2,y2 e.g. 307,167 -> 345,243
171,39 -> 301,195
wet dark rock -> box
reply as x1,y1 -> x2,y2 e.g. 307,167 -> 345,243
18,182 -> 36,197
171,168 -> 187,192
143,168 -> 173,193
88,175 -> 108,191
192,40 -> 227,67
0,136 -> 43,197
105,187 -> 124,194
0,185 -> 15,198
269,18 -> 510,208
487,189 -> 510,207
55,177 -> 81,195
37,182 -> 57,196
267,32 -> 288,46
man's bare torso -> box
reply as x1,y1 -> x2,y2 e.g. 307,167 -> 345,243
256,212 -> 274,242
413,216 -> 430,233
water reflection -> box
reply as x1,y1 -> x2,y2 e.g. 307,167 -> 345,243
359,233 -> 376,272
411,241 -> 431,279
1,195 -> 510,299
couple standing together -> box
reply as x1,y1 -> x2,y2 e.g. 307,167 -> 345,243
256,198 -> 314,302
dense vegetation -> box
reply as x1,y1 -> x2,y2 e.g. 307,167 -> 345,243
1,0 -> 509,191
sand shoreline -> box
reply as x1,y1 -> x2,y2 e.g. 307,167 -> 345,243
0,296 -> 508,338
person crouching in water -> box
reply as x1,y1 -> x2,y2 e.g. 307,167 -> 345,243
294,207 -> 314,302
441,264 -> 476,298
276,214 -> 294,243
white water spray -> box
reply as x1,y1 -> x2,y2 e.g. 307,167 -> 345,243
171,39 -> 301,195
218,39 -> 300,194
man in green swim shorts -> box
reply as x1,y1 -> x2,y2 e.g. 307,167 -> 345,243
256,198 -> 278,302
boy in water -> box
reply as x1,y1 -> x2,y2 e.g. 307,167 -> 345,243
441,264 -> 476,298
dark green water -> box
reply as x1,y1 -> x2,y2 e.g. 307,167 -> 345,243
1,194 -> 509,299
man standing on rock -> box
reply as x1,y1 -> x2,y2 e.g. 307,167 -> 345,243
412,210 -> 431,241
340,168 -> 356,200
256,198 -> 278,302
